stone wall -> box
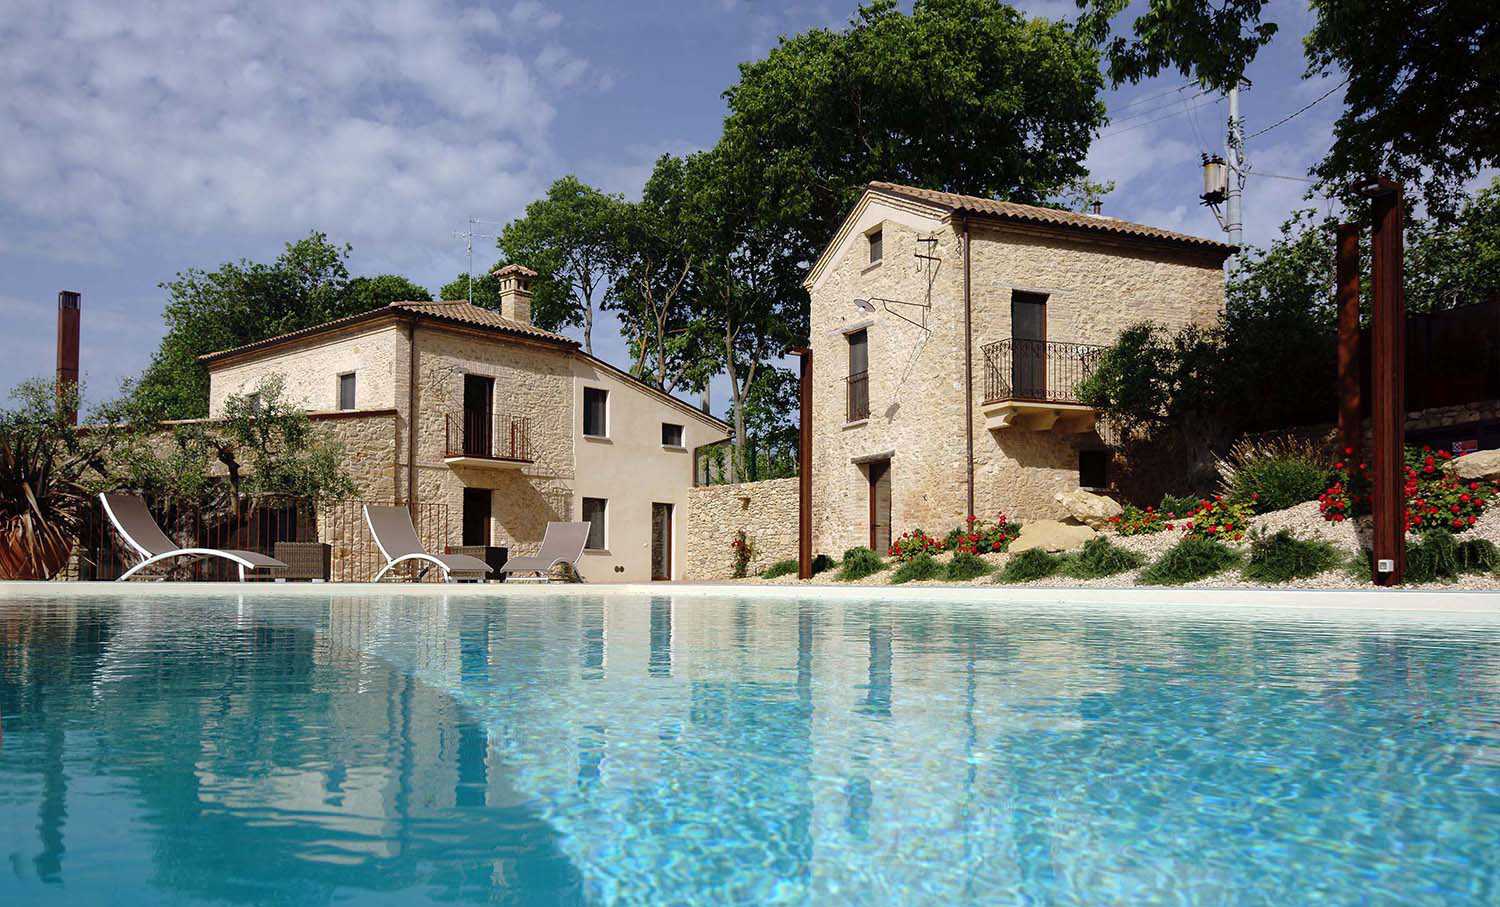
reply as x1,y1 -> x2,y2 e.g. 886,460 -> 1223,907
685,477 -> 799,580
208,323 -> 405,415
807,196 -> 1227,556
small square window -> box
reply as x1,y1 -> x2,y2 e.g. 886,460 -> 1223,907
338,372 -> 356,410
582,497 -> 607,550
868,228 -> 883,263
583,387 -> 609,437
661,423 -> 684,447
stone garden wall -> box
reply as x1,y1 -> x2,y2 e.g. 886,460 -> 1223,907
685,477 -> 800,580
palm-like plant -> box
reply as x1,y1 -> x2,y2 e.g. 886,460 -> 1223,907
0,380 -> 122,579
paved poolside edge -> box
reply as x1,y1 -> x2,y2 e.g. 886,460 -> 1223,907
3,580 -> 1496,616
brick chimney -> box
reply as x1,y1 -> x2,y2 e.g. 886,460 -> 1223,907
56,291 -> 80,424
493,263 -> 537,324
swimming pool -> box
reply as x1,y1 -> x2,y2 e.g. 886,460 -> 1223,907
1,586 -> 1496,904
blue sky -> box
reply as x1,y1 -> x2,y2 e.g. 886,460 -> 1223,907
0,1 -> 1378,412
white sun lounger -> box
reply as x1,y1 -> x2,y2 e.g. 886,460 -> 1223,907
496,521 -> 591,583
363,505 -> 492,583
100,492 -> 286,582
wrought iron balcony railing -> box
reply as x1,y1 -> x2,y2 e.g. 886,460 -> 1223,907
981,339 -> 1104,405
445,411 -> 532,463
847,370 -> 870,422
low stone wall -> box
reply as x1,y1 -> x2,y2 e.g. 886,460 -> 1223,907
686,478 -> 799,580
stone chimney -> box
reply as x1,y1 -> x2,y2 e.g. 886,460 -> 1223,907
56,291 -> 81,424
493,263 -> 537,324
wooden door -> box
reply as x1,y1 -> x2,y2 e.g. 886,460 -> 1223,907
462,488 -> 491,546
651,502 -> 673,581
868,460 -> 892,554
463,374 -> 494,456
1011,292 -> 1048,399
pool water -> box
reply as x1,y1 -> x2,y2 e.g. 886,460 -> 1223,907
1,588 -> 1496,905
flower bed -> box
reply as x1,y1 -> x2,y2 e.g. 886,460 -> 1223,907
1319,445 -> 1495,533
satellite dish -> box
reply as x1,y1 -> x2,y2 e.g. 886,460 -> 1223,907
853,298 -> 876,312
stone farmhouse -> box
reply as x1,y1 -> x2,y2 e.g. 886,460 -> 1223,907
200,265 -> 729,582
805,181 -> 1236,556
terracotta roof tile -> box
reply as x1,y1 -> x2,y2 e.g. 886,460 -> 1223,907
199,300 -> 574,362
868,181 -> 1236,254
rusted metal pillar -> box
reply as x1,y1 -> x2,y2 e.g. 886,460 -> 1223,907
791,346 -> 813,579
1365,179 -> 1406,585
56,291 -> 81,424
1335,224 -> 1361,461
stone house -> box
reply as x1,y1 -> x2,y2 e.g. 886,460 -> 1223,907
806,181 -> 1236,556
200,265 -> 729,582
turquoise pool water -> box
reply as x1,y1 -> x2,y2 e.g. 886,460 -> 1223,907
1,588 -> 1496,905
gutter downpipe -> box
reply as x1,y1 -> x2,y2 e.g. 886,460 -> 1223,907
406,316 -> 419,517
961,216 -> 975,519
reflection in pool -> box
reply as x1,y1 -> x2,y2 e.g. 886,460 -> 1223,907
1,588 -> 1497,904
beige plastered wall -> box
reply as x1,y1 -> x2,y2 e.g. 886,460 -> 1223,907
570,359 -> 728,582
807,197 -> 1225,556
207,322 -> 404,416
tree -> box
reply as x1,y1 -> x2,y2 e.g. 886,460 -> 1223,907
134,232 -> 427,419
722,0 -> 1106,269
1407,177 -> 1500,313
607,154 -> 714,397
1078,0 -> 1499,219
497,176 -> 627,353
439,270 -> 501,308
346,274 -> 430,309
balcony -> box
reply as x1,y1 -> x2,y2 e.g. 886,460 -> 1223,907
846,370 -> 870,423
980,339 -> 1104,432
444,411 -> 532,469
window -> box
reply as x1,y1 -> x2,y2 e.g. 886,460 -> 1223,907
462,488 -> 491,546
847,328 -> 870,421
583,387 -> 609,438
661,422 -> 684,448
868,228 -> 883,263
582,497 -> 607,550
1079,450 -> 1108,490
338,372 -> 356,410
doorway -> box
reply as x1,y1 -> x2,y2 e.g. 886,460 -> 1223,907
462,488 -> 491,546
1011,291 -> 1048,399
651,503 -> 673,581
463,374 -> 494,456
867,459 -> 892,554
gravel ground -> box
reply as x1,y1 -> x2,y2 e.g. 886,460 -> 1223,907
736,501 -> 1500,591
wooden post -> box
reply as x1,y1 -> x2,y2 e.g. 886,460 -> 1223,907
791,346 -> 813,579
1335,224 -> 1361,462
1365,179 -> 1406,585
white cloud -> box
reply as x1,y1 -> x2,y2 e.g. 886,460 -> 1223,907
0,0 -> 608,273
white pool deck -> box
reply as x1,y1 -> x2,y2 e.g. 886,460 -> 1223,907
2,580 -> 1497,623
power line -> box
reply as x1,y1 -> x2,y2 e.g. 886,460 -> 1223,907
1106,79 -> 1196,114
1244,78 -> 1349,140
1099,96 -> 1219,138
1105,88 -> 1211,128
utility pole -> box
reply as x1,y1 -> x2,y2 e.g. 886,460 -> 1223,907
1225,84 -> 1244,247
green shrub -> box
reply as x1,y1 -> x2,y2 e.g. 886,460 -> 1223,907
761,558 -> 798,579
1217,437 -> 1332,514
1240,530 -> 1339,583
889,528 -> 943,561
890,553 -> 942,584
811,553 -> 837,575
945,551 -> 992,581
1159,493 -> 1200,518
1404,529 -> 1498,583
997,548 -> 1062,584
1138,536 -> 1241,585
1060,537 -> 1145,579
1457,538 -> 1500,574
839,547 -> 885,581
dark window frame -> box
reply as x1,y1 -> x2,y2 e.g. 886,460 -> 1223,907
337,372 -> 356,410
868,228 -> 883,263
583,386 -> 609,438
1079,450 -> 1109,490
581,497 -> 608,550
661,422 -> 685,448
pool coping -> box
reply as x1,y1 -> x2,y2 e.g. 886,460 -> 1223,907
4,580 -> 1497,617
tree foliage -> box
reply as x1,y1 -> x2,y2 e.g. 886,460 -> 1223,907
135,232 -> 427,419
1079,0 -> 1499,218
496,176 -> 628,353
723,0 -> 1107,268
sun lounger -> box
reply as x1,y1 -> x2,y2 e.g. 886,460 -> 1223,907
496,521 -> 591,583
363,505 -> 492,583
100,492 -> 286,582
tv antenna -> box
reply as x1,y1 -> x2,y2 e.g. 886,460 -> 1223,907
453,218 -> 503,305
